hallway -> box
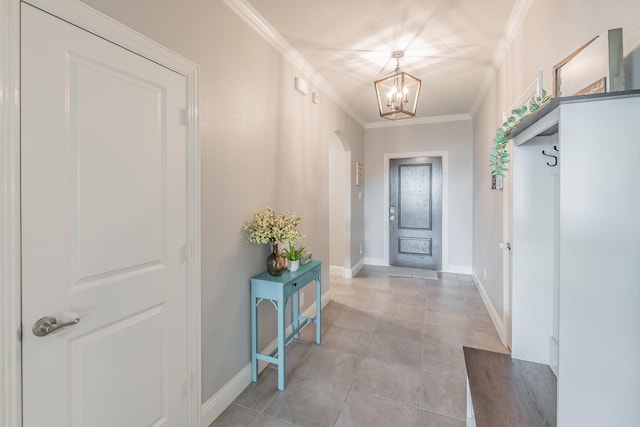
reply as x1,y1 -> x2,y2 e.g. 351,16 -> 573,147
211,267 -> 508,426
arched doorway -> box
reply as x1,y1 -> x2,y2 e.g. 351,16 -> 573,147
328,132 -> 351,277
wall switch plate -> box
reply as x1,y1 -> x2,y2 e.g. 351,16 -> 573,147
294,77 -> 308,95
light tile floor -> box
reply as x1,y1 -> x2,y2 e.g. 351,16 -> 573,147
210,266 -> 509,427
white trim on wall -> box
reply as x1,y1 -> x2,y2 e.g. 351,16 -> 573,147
0,0 -> 22,425
365,114 -> 472,129
331,258 -> 365,279
383,151 -> 449,271
200,364 -> 251,427
200,289 -> 332,427
469,0 -> 534,115
473,273 -> 509,348
2,1 -> 202,425
223,0 -> 365,127
225,0 -> 471,131
343,150 -> 352,272
346,258 -> 364,278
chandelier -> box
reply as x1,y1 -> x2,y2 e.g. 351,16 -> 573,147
374,51 -> 422,120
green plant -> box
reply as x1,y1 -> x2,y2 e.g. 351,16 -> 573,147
281,243 -> 306,261
490,90 -> 551,177
242,207 -> 303,244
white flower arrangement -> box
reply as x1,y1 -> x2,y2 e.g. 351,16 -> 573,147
242,207 -> 303,244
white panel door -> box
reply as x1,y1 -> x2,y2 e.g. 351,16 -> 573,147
21,4 -> 189,426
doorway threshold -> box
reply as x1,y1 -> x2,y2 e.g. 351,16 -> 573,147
388,266 -> 438,279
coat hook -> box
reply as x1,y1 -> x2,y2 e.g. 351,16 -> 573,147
541,149 -> 558,167
553,145 -> 559,152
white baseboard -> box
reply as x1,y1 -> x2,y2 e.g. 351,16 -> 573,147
472,273 -> 508,348
200,364 -> 251,427
201,288 -> 331,426
442,264 -> 472,274
345,258 -> 364,278
331,258 -> 364,278
329,265 -> 343,276
363,257 -> 387,266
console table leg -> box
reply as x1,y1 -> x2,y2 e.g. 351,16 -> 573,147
277,297 -> 286,390
293,290 -> 300,339
315,277 -> 321,344
251,288 -> 258,382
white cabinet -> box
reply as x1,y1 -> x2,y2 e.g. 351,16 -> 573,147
511,92 -> 640,427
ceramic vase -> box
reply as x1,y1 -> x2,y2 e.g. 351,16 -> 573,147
288,259 -> 300,272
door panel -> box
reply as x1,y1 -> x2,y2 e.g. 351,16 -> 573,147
399,164 -> 431,229
68,54 -> 167,281
389,157 -> 442,269
71,52 -> 166,282
71,306 -> 166,426
21,4 -> 188,426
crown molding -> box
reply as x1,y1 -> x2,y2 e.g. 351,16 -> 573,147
365,113 -> 472,129
223,0 -> 367,128
469,0 -> 534,116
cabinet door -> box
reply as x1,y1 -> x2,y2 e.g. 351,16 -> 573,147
558,96 -> 640,427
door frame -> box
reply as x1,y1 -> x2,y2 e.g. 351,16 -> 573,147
502,143 -> 513,349
383,151 -> 448,269
329,131 -> 352,277
0,1 -> 202,425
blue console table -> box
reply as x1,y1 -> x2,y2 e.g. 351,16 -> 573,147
250,260 -> 322,390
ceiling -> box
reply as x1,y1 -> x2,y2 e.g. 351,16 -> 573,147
241,0 -> 518,126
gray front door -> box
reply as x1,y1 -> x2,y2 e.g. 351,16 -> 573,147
389,156 -> 442,269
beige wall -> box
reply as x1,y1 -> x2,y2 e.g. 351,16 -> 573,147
472,0 -> 640,321
364,120 -> 473,271
80,0 -> 365,403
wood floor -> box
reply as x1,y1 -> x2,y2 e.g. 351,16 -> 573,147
464,347 -> 557,427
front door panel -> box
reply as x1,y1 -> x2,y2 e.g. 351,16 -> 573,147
389,157 -> 442,269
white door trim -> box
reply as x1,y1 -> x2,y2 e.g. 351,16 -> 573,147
502,144 -> 513,349
383,151 -> 449,270
333,131 -> 352,277
0,1 -> 201,425
1,0 -> 22,425
342,150 -> 352,275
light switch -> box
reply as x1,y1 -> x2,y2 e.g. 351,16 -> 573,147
294,77 -> 307,95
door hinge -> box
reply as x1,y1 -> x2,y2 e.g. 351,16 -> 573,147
180,108 -> 191,126
18,324 -> 22,342
183,242 -> 192,261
